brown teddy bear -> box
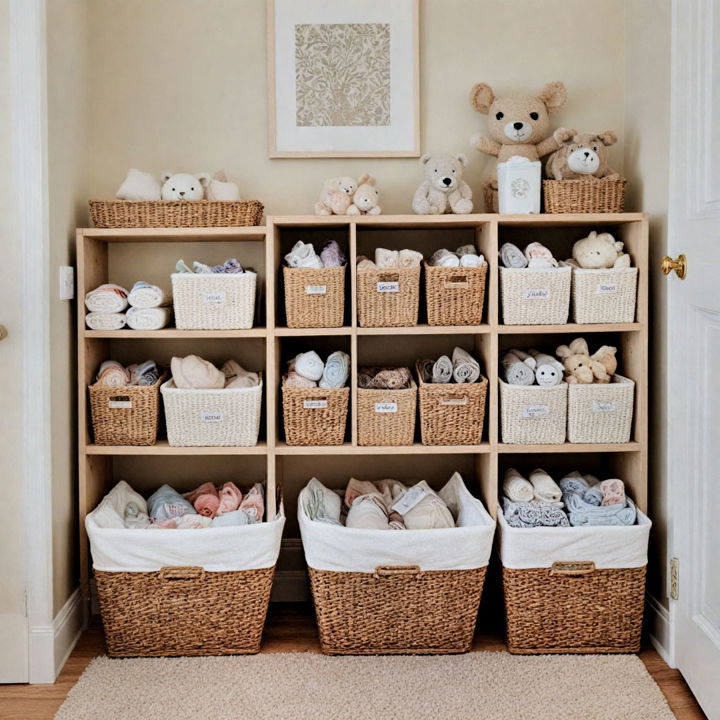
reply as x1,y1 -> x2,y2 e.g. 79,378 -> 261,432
545,130 -> 620,180
555,338 -> 617,384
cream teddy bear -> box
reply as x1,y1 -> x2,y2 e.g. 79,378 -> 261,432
314,177 -> 357,216
160,171 -> 211,201
545,130 -> 620,181
571,231 -> 630,269
556,338 -> 617,384
412,153 -> 473,215
347,174 -> 381,215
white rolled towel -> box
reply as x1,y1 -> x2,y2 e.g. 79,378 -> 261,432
452,346 -> 480,384
528,349 -> 564,387
85,312 -> 126,330
501,350 -> 535,386
456,244 -> 478,256
459,253 -> 485,268
374,248 -> 399,268
398,249 -> 423,268
285,241 -> 322,269
429,249 -> 460,267
221,360 -> 259,389
529,468 -> 563,503
126,307 -> 172,331
127,281 -> 169,309
319,351 -> 350,389
85,284 -> 129,313
503,468 -> 534,502
356,255 -> 376,269
292,351 -> 325,382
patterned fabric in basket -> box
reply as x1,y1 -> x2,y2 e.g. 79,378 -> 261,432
499,379 -> 567,444
567,375 -> 634,444
500,265 -> 571,325
283,265 -> 345,328
543,178 -> 626,214
356,266 -> 420,328
572,267 -> 638,324
357,381 -> 417,446
282,383 -> 349,446
424,262 -> 487,326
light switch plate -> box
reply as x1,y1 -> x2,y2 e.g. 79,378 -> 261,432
59,266 -> 74,300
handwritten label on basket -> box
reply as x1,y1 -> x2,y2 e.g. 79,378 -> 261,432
200,411 -> 223,423
592,401 -> 616,413
303,399 -> 328,409
108,397 -> 132,409
305,285 -> 327,295
444,276 -> 469,289
440,396 -> 468,406
374,402 -> 398,413
376,281 -> 399,293
524,288 -> 549,300
596,283 -> 618,295
522,404 -> 549,419
202,291 -> 226,305
391,485 -> 430,515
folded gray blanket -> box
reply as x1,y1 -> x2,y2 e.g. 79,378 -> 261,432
502,497 -> 569,528
559,475 -> 637,526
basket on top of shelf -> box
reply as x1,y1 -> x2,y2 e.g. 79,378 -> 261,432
282,380 -> 349,446
499,265 -> 572,325
567,375 -> 635,444
357,375 -> 417,447
171,271 -> 257,330
543,178 -> 626,214
416,362 -> 488,446
161,376 -> 262,447
356,265 -> 420,328
88,200 -> 264,228
499,379 -> 568,444
283,265 -> 345,328
572,266 -> 638,324
88,371 -> 167,446
424,261 -> 488,326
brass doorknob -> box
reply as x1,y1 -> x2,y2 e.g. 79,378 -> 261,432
661,254 -> 687,279
0,325 -> 7,341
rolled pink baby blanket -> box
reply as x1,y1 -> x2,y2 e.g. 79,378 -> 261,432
195,493 -> 220,518
217,482 -> 243,515
96,360 -> 130,387
240,483 -> 265,522
601,478 -> 626,506
185,481 -> 218,506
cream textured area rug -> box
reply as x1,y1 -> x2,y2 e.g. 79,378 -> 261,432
55,652 -> 674,720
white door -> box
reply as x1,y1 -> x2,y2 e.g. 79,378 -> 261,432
668,1 -> 720,716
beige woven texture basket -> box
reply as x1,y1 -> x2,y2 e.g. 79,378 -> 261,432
424,262 -> 488,326
282,383 -> 349,446
357,266 -> 420,327
567,375 -> 635,444
171,272 -> 256,330
161,378 -> 262,447
416,366 -> 488,446
308,565 -> 487,655
283,265 -> 345,328
88,199 -> 264,228
543,178 -> 626,214
357,381 -> 417,446
499,379 -> 568,444
572,267 -> 638,324
499,265 -> 571,325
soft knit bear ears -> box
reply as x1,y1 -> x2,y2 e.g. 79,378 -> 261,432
469,82 -> 567,116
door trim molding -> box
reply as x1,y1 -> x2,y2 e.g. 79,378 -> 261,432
646,593 -> 675,667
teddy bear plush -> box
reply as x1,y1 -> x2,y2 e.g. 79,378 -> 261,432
556,338 -> 615,384
116,169 -> 162,201
571,231 -> 630,269
314,177 -> 357,216
412,153 -> 473,215
347,174 -> 381,215
545,130 -> 620,180
205,171 -> 241,201
160,172 -> 211,201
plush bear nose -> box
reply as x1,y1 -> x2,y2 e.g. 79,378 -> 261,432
442,177 -> 452,186
179,190 -> 186,196
513,122 -> 524,130
584,151 -> 590,158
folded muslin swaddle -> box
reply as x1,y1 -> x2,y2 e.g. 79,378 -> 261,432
319,351 -> 350,389
303,478 -> 342,525
357,366 -> 412,390
285,241 -> 323,269
125,306 -> 172,331
559,474 -> 637,527
85,284 -> 129,313
170,355 -> 226,390
502,497 -> 570,528
394,481 -> 455,530
600,478 -> 626,506
127,281 -> 169,309
528,468 -> 562,503
222,360 -> 260,389
147,484 -> 195,523
319,240 -> 347,268
85,312 -> 127,331
452,347 -> 480,384
503,468 -> 534,503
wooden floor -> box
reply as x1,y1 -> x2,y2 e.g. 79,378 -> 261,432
0,604 -> 706,720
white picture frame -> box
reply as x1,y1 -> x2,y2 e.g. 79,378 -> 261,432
267,0 -> 420,158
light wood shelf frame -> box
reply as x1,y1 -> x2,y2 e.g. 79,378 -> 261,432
76,213 -> 648,595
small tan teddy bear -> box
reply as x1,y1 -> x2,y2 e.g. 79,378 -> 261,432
314,176 -> 357,216
412,153 -> 473,215
545,130 -> 620,180
347,174 -> 381,215
555,338 -> 617,384
571,231 -> 630,269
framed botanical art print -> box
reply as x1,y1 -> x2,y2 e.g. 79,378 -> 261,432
268,0 -> 419,158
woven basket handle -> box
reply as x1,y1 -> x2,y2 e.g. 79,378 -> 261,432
373,565 -> 422,579
377,272 -> 400,282
550,561 -> 596,576
443,274 -> 469,289
440,395 -> 468,406
159,566 -> 205,581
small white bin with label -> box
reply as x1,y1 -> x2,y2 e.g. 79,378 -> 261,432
499,265 -> 571,325
499,379 -> 567,444
161,377 -> 262,447
567,375 -> 634,444
571,267 -> 638,324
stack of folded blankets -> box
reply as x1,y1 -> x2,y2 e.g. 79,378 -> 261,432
501,349 -> 564,387
428,243 -> 485,268
284,240 -> 346,269
95,359 -> 160,387
418,347 -> 482,384
175,257 -> 250,275
85,281 -> 172,331
356,247 -> 423,269
170,354 -> 260,390
502,468 -> 637,528
499,241 -> 563,269
357,366 -> 413,390
303,477 -> 455,530
283,350 -> 350,389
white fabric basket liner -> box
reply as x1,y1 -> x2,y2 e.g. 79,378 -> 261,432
299,472 -> 495,573
498,508 -> 651,570
86,481 -> 284,573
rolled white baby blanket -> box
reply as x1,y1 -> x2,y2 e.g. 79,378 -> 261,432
292,351 -> 325,382
529,468 -> 563,503
126,306 -> 172,331
528,349 -> 564,387
499,243 -> 527,269
503,467 -> 534,502
285,241 -> 323,269
96,360 -> 131,387
356,255 -> 376,270
170,355 -> 225,390
432,355 -> 453,383
501,350 -> 535,386
85,312 -> 126,331
398,249 -> 423,268
221,360 -> 259,389
429,249 -> 460,268
459,253 -> 485,268
127,281 -> 169,309
524,242 -> 558,269
85,284 -> 129,313
319,351 -> 350,389
375,248 -> 399,268
452,346 -> 480,384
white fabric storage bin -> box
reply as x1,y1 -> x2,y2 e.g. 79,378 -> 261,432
500,265 -> 571,325
567,375 -> 635,444
161,377 -> 262,447
171,272 -> 257,329
499,379 -> 567,444
571,267 -> 638,324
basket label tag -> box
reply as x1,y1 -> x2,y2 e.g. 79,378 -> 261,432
305,285 -> 327,295
303,399 -> 328,409
108,398 -> 132,409
374,401 -> 398,413
200,411 -> 223,423
376,281 -> 399,293
596,283 -> 618,294
391,485 -> 430,515
524,288 -> 549,300
522,404 -> 549,418
592,401 -> 616,413
202,291 -> 226,304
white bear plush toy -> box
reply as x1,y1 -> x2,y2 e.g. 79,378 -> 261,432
412,153 -> 473,215
160,171 -> 211,201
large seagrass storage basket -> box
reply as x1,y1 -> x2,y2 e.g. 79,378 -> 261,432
499,265 -> 571,325
282,382 -> 349,446
357,266 -> 420,327
567,375 -> 635,444
499,379 -> 567,444
283,265 -> 345,328
572,267 -> 638,324
424,262 -> 488,326
543,178 -> 626,214
357,380 -> 417,446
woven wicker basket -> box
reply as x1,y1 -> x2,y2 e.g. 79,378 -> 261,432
424,262 -> 488,326
282,382 -> 349,446
88,373 -> 166,446
572,267 -> 638,324
356,266 -> 420,328
88,199 -> 264,228
357,380 -> 417,446
161,377 -> 262,447
416,365 -> 488,446
543,178 -> 626,214
567,375 -> 634,444
283,265 -> 345,328
308,565 -> 487,655
499,265 -> 571,325
499,379 -> 567,444
171,272 -> 256,330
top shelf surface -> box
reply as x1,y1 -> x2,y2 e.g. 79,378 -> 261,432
80,226 -> 267,242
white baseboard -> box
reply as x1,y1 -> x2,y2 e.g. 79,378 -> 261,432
646,593 -> 675,667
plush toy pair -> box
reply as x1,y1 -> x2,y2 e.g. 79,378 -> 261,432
556,338 -> 617,384
569,231 -> 631,269
315,175 -> 381,216
116,169 -> 241,202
